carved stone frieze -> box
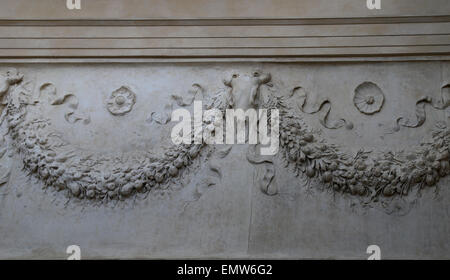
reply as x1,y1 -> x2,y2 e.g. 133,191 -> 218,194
0,68 -> 448,214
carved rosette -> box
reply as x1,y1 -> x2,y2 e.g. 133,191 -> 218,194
353,82 -> 385,115
107,86 -> 136,115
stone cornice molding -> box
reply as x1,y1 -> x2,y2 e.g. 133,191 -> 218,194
0,0 -> 449,58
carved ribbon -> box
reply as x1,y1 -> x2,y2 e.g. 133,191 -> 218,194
148,84 -> 205,125
247,145 -> 277,196
171,83 -> 205,107
39,83 -> 90,124
291,86 -> 353,130
394,85 -> 450,131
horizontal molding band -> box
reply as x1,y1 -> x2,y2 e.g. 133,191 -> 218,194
1,8 -> 448,59
2,0 -> 449,20
3,34 -> 450,40
1,35 -> 449,49
3,45 -> 448,50
1,16 -> 450,26
1,23 -> 450,38
1,45 -> 449,57
2,56 -> 450,63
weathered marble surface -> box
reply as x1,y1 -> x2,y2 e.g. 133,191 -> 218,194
0,62 -> 449,259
